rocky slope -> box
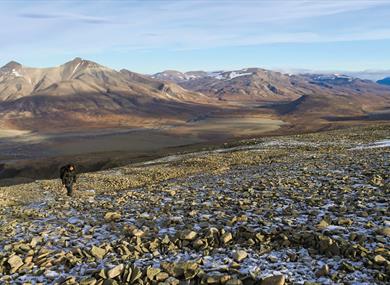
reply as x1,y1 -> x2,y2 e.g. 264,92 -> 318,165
0,125 -> 389,284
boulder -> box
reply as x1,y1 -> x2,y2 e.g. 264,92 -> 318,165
374,255 -> 387,265
104,212 -> 122,222
232,250 -> 248,262
315,264 -> 329,277
317,220 -> 329,229
180,230 -> 197,241
107,264 -> 124,279
80,277 -> 98,285
226,279 -> 243,285
132,229 -> 145,237
156,272 -> 170,281
7,255 -> 24,273
146,267 -> 161,280
90,246 -> 107,260
221,232 -> 233,244
261,275 -> 285,285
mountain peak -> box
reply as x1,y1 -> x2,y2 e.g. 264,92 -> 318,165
62,57 -> 104,74
64,57 -> 85,66
1,60 -> 22,70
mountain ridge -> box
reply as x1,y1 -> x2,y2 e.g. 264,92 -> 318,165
1,58 -> 390,132
151,68 -> 390,106
0,58 -> 216,131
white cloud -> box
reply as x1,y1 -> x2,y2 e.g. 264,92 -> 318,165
0,0 -> 390,56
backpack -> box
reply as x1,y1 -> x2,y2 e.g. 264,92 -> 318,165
60,164 -> 76,185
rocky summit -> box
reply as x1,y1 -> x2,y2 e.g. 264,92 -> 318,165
0,125 -> 389,285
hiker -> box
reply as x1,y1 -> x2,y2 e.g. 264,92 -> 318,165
60,164 -> 77,197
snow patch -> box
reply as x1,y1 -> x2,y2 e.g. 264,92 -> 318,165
12,69 -> 22,77
207,71 -> 253,80
71,62 -> 81,76
186,75 -> 201,80
227,71 -> 252,80
350,139 -> 390,150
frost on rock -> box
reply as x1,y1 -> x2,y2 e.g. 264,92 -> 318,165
350,139 -> 390,150
0,126 -> 389,284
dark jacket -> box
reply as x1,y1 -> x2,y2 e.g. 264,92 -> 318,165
60,165 -> 77,186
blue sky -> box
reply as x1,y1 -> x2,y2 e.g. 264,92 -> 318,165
1,0 -> 390,73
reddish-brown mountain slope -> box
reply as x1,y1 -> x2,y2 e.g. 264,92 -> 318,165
0,58 -> 215,131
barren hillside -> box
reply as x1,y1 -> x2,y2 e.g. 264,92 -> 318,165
0,125 -> 389,284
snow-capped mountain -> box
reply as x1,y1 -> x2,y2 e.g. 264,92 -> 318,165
152,69 -> 260,82
151,70 -> 208,82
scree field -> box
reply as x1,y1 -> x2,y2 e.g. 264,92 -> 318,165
0,125 -> 389,285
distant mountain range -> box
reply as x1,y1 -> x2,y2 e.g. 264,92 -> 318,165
271,68 -> 390,82
153,68 -> 302,102
1,58 -> 390,132
377,77 -> 390,86
151,68 -> 390,120
341,71 -> 390,82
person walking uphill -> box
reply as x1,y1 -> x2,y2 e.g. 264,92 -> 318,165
60,164 -> 77,197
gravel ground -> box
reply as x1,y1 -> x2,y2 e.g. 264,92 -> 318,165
0,125 -> 389,285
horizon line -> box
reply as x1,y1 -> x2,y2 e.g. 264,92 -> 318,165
1,57 -> 390,76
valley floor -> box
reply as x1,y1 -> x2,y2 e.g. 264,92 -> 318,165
0,114 -> 286,186
0,125 -> 389,285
